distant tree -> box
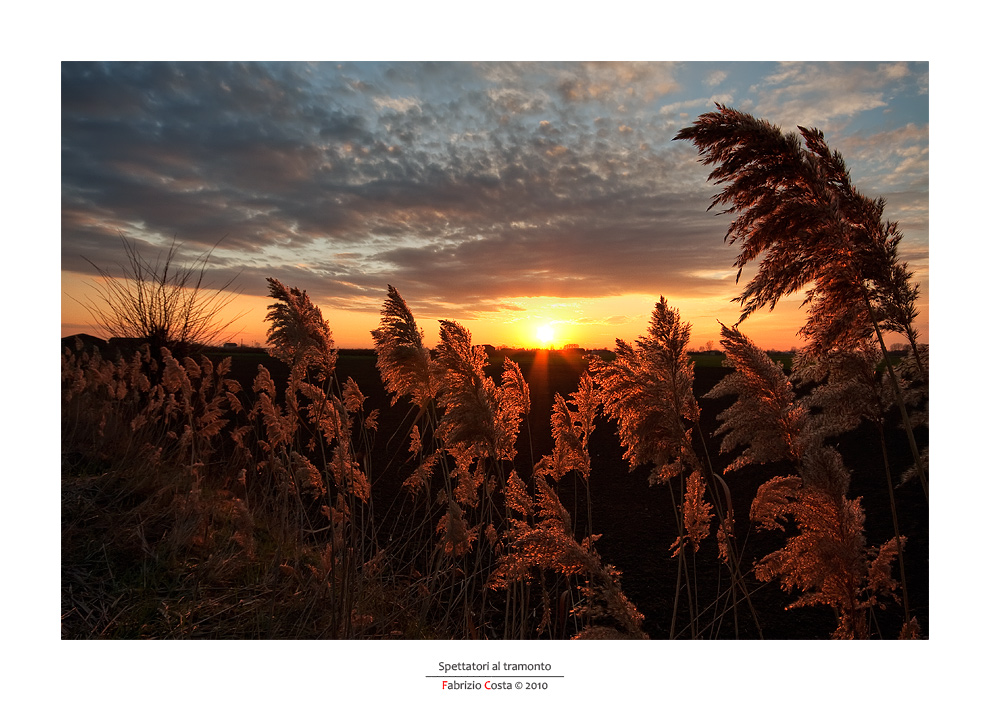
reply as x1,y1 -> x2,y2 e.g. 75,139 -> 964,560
78,234 -> 244,354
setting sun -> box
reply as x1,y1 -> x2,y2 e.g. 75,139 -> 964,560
535,324 -> 555,348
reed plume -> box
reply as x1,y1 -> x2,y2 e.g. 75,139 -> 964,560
708,324 -> 904,638
434,319 -> 529,466
674,105 -> 920,344
372,285 -> 436,409
589,297 -> 700,485
491,473 -> 646,639
537,374 -> 599,483
672,470 -> 713,556
264,277 -> 337,381
676,106 -> 927,497
706,325 -> 807,473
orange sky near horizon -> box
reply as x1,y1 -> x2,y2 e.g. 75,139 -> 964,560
61,270 -> 928,352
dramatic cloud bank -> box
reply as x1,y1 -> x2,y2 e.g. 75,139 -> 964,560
62,61 -> 928,347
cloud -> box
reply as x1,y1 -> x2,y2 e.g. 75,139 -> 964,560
573,314 -> 633,326
704,70 -> 728,87
837,122 -> 929,191
555,62 -> 680,103
61,62 -> 928,343
750,61 -> 925,129
372,96 -> 421,113
659,94 -> 735,118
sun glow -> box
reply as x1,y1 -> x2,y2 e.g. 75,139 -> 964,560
535,324 -> 555,348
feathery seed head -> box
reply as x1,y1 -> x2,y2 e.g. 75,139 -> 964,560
372,285 -> 437,408
264,277 -> 337,380
590,297 -> 699,482
707,324 -> 804,470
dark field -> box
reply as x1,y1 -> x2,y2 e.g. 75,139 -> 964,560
209,346 -> 929,640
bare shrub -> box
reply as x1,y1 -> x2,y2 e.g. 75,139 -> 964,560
78,234 -> 243,352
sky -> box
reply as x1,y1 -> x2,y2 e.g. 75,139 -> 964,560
61,61 -> 929,350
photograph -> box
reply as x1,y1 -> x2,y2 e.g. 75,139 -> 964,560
48,47 -> 954,698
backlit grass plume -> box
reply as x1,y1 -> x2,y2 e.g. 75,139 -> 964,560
434,319 -> 530,465
791,344 -> 886,439
264,277 -> 337,381
708,324 -> 904,638
589,297 -> 700,485
676,106 -> 927,496
674,105 -> 920,345
672,470 -> 713,556
705,325 -> 807,474
371,285 -> 436,409
537,373 -> 599,483
492,473 -> 646,639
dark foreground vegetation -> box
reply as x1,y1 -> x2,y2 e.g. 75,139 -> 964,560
61,323 -> 927,640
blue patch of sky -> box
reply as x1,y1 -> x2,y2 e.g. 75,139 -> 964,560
845,77 -> 928,135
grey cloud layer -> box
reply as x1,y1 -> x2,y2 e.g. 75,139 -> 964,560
62,61 -> 928,314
